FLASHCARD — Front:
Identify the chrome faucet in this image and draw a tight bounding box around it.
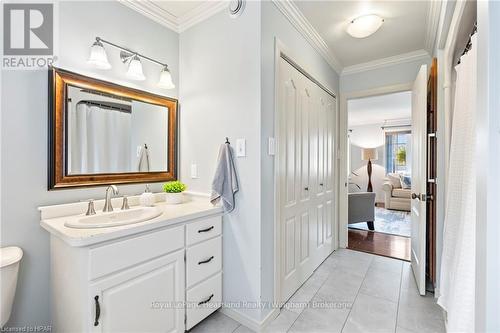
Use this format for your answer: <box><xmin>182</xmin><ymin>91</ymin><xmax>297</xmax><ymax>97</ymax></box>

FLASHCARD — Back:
<box><xmin>103</xmin><ymin>185</ymin><xmax>119</xmax><ymax>212</ymax></box>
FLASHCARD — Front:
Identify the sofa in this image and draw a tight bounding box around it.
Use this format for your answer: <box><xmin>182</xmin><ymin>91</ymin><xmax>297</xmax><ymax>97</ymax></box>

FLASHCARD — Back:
<box><xmin>382</xmin><ymin>173</ymin><xmax>411</xmax><ymax>211</ymax></box>
<box><xmin>348</xmin><ymin>192</ymin><xmax>376</xmax><ymax>230</ymax></box>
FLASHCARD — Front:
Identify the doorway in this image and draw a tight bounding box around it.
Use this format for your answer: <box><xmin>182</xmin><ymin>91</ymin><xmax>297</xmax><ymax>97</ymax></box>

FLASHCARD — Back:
<box><xmin>346</xmin><ymin>91</ymin><xmax>412</xmax><ymax>261</ymax></box>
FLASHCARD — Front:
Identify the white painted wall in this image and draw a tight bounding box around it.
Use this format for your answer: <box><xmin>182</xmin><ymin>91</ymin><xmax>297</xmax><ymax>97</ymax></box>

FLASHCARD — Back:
<box><xmin>0</xmin><ymin>1</ymin><xmax>179</xmax><ymax>327</ymax></box>
<box><xmin>260</xmin><ymin>1</ymin><xmax>340</xmax><ymax>320</ymax></box>
<box><xmin>340</xmin><ymin>58</ymin><xmax>431</xmax><ymax>93</ymax></box>
<box><xmin>179</xmin><ymin>2</ymin><xmax>262</xmax><ymax>322</ymax></box>
<box><xmin>476</xmin><ymin>2</ymin><xmax>500</xmax><ymax>331</ymax></box>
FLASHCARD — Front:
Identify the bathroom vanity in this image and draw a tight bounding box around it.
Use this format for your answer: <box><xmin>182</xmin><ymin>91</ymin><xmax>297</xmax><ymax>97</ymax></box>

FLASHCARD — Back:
<box><xmin>40</xmin><ymin>194</ymin><xmax>223</xmax><ymax>332</ymax></box>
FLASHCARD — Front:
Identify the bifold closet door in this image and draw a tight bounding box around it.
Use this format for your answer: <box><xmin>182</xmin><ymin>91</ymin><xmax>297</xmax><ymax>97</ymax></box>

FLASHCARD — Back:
<box><xmin>278</xmin><ymin>58</ymin><xmax>336</xmax><ymax>303</ymax></box>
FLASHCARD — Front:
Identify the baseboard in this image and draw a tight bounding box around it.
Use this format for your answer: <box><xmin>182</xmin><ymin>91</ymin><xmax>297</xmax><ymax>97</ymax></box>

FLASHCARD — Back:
<box><xmin>220</xmin><ymin>307</ymin><xmax>280</xmax><ymax>332</ymax></box>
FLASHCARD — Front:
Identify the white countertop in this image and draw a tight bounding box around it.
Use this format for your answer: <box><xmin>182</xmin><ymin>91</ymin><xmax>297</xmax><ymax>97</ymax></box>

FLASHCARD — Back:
<box><xmin>39</xmin><ymin>193</ymin><xmax>223</xmax><ymax>247</ymax></box>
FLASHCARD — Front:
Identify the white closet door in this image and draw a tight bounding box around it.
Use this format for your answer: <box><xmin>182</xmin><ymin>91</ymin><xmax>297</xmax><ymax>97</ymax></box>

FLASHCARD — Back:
<box><xmin>278</xmin><ymin>58</ymin><xmax>336</xmax><ymax>303</ymax></box>
<box><xmin>278</xmin><ymin>59</ymin><xmax>307</xmax><ymax>302</ymax></box>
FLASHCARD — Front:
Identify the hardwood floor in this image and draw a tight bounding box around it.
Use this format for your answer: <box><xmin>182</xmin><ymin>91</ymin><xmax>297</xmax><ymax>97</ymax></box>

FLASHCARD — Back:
<box><xmin>348</xmin><ymin>229</ymin><xmax>411</xmax><ymax>261</ymax></box>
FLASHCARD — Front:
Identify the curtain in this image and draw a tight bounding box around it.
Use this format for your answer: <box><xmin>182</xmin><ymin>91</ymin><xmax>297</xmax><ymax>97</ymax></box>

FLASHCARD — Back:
<box><xmin>71</xmin><ymin>103</ymin><xmax>131</xmax><ymax>174</ymax></box>
<box><xmin>438</xmin><ymin>35</ymin><xmax>476</xmax><ymax>332</ymax></box>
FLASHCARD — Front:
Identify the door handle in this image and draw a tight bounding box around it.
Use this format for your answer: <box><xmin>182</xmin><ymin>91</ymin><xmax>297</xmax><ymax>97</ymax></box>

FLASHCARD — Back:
<box><xmin>198</xmin><ymin>256</ymin><xmax>214</xmax><ymax>265</ymax></box>
<box><xmin>94</xmin><ymin>295</ymin><xmax>100</xmax><ymax>326</ymax></box>
<box><xmin>411</xmin><ymin>193</ymin><xmax>420</xmax><ymax>200</ymax></box>
<box><xmin>304</xmin><ymin>187</ymin><xmax>309</xmax><ymax>191</ymax></box>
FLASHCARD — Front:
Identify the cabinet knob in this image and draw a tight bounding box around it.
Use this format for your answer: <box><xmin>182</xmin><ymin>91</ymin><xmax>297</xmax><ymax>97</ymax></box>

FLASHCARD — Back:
<box><xmin>304</xmin><ymin>187</ymin><xmax>309</xmax><ymax>191</ymax></box>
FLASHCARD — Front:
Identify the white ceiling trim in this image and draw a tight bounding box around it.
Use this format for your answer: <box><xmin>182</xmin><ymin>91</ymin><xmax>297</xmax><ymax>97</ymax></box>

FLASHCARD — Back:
<box><xmin>272</xmin><ymin>0</ymin><xmax>343</xmax><ymax>73</ymax></box>
<box><xmin>341</xmin><ymin>49</ymin><xmax>430</xmax><ymax>76</ymax></box>
<box><xmin>178</xmin><ymin>1</ymin><xmax>227</xmax><ymax>32</ymax></box>
<box><xmin>119</xmin><ymin>0</ymin><xmax>227</xmax><ymax>33</ymax></box>
<box><xmin>424</xmin><ymin>0</ymin><xmax>442</xmax><ymax>54</ymax></box>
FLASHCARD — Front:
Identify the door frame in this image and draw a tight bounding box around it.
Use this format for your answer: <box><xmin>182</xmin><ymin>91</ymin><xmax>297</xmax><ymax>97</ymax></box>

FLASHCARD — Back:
<box><xmin>338</xmin><ymin>82</ymin><xmax>413</xmax><ymax>248</ymax></box>
<box><xmin>273</xmin><ymin>38</ymin><xmax>338</xmax><ymax>305</ymax></box>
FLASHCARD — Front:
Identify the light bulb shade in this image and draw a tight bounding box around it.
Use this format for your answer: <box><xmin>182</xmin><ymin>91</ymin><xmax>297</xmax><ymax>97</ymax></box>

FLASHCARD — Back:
<box><xmin>347</xmin><ymin>14</ymin><xmax>384</xmax><ymax>38</ymax></box>
<box><xmin>87</xmin><ymin>41</ymin><xmax>111</xmax><ymax>69</ymax></box>
<box><xmin>126</xmin><ymin>56</ymin><xmax>145</xmax><ymax>81</ymax></box>
<box><xmin>361</xmin><ymin>148</ymin><xmax>378</xmax><ymax>161</ymax></box>
<box><xmin>158</xmin><ymin>66</ymin><xmax>175</xmax><ymax>89</ymax></box>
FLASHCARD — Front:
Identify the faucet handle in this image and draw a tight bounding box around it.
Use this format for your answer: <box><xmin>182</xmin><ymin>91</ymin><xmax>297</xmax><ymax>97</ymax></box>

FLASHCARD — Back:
<box><xmin>86</xmin><ymin>199</ymin><xmax>96</xmax><ymax>216</ymax></box>
<box><xmin>121</xmin><ymin>196</ymin><xmax>130</xmax><ymax>210</ymax></box>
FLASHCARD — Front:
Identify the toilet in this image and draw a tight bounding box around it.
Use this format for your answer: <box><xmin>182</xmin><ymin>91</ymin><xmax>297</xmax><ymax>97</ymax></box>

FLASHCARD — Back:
<box><xmin>0</xmin><ymin>247</ymin><xmax>23</xmax><ymax>328</ymax></box>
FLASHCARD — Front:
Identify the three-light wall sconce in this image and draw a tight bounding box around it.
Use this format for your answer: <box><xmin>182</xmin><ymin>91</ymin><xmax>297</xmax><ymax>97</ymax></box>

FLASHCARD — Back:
<box><xmin>87</xmin><ymin>37</ymin><xmax>175</xmax><ymax>89</ymax></box>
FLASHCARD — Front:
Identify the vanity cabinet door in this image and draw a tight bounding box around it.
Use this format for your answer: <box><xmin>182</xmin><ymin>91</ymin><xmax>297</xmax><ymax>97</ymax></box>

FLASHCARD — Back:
<box><xmin>89</xmin><ymin>250</ymin><xmax>185</xmax><ymax>333</ymax></box>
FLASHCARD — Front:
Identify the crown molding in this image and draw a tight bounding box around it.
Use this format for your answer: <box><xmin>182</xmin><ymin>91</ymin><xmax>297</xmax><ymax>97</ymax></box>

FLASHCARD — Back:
<box><xmin>424</xmin><ymin>0</ymin><xmax>442</xmax><ymax>54</ymax></box>
<box><xmin>341</xmin><ymin>49</ymin><xmax>431</xmax><ymax>76</ymax></box>
<box><xmin>119</xmin><ymin>0</ymin><xmax>227</xmax><ymax>33</ymax></box>
<box><xmin>178</xmin><ymin>1</ymin><xmax>227</xmax><ymax>32</ymax></box>
<box><xmin>272</xmin><ymin>0</ymin><xmax>343</xmax><ymax>74</ymax></box>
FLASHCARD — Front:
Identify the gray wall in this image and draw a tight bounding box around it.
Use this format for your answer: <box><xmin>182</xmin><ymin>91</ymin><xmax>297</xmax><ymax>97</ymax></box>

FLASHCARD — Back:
<box><xmin>340</xmin><ymin>57</ymin><xmax>431</xmax><ymax>93</ymax></box>
<box><xmin>179</xmin><ymin>2</ymin><xmax>263</xmax><ymax>321</ymax></box>
<box><xmin>260</xmin><ymin>1</ymin><xmax>340</xmax><ymax>320</ymax></box>
<box><xmin>0</xmin><ymin>1</ymin><xmax>179</xmax><ymax>327</ymax></box>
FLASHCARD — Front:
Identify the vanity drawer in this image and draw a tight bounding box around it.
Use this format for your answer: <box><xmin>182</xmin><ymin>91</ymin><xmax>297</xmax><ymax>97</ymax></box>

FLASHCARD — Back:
<box><xmin>186</xmin><ymin>217</ymin><xmax>222</xmax><ymax>246</ymax></box>
<box><xmin>89</xmin><ymin>225</ymin><xmax>184</xmax><ymax>280</ymax></box>
<box><xmin>186</xmin><ymin>236</ymin><xmax>221</xmax><ymax>287</ymax></box>
<box><xmin>186</xmin><ymin>272</ymin><xmax>222</xmax><ymax>330</ymax></box>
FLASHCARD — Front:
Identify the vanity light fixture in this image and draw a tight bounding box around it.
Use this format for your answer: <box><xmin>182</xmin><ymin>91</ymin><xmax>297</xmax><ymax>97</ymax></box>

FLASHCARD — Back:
<box><xmin>87</xmin><ymin>37</ymin><xmax>175</xmax><ymax>88</ymax></box>
<box><xmin>124</xmin><ymin>54</ymin><xmax>146</xmax><ymax>81</ymax></box>
<box><xmin>346</xmin><ymin>14</ymin><xmax>384</xmax><ymax>38</ymax></box>
<box><xmin>87</xmin><ymin>39</ymin><xmax>111</xmax><ymax>69</ymax></box>
<box><xmin>158</xmin><ymin>66</ymin><xmax>175</xmax><ymax>89</ymax></box>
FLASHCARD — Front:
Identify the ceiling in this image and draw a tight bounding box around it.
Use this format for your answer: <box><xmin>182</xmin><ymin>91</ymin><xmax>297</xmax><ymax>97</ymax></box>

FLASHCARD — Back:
<box><xmin>294</xmin><ymin>1</ymin><xmax>432</xmax><ymax>68</ymax></box>
<box><xmin>348</xmin><ymin>91</ymin><xmax>411</xmax><ymax>127</ymax></box>
<box><xmin>153</xmin><ymin>1</ymin><xmax>205</xmax><ymax>18</ymax></box>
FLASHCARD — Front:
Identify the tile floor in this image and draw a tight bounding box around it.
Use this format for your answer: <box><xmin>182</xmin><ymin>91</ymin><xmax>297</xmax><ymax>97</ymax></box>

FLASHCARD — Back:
<box><xmin>189</xmin><ymin>249</ymin><xmax>445</xmax><ymax>333</ymax></box>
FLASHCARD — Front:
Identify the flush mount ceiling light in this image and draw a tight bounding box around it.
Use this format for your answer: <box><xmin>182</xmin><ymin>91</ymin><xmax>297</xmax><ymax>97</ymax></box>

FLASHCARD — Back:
<box><xmin>87</xmin><ymin>39</ymin><xmax>111</xmax><ymax>69</ymax></box>
<box><xmin>158</xmin><ymin>66</ymin><xmax>175</xmax><ymax>89</ymax></box>
<box><xmin>87</xmin><ymin>37</ymin><xmax>175</xmax><ymax>89</ymax></box>
<box><xmin>346</xmin><ymin>14</ymin><xmax>384</xmax><ymax>38</ymax></box>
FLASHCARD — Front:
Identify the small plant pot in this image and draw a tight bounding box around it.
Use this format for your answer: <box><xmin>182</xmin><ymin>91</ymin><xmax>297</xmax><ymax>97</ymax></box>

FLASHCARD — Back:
<box><xmin>165</xmin><ymin>192</ymin><xmax>184</xmax><ymax>205</ymax></box>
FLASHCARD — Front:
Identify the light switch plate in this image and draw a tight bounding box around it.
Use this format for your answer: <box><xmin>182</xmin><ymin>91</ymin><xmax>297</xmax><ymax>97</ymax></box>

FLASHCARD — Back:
<box><xmin>236</xmin><ymin>139</ymin><xmax>246</xmax><ymax>157</ymax></box>
<box><xmin>190</xmin><ymin>164</ymin><xmax>198</xmax><ymax>178</ymax></box>
<box><xmin>268</xmin><ymin>137</ymin><xmax>275</xmax><ymax>155</ymax></box>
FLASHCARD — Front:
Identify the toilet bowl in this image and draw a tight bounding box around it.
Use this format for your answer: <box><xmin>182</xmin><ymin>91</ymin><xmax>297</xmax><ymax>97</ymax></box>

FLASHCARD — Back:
<box><xmin>0</xmin><ymin>246</ymin><xmax>23</xmax><ymax>328</ymax></box>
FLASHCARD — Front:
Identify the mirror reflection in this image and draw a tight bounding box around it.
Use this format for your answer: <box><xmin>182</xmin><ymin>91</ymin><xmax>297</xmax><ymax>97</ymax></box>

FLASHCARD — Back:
<box><xmin>67</xmin><ymin>85</ymin><xmax>169</xmax><ymax>174</ymax></box>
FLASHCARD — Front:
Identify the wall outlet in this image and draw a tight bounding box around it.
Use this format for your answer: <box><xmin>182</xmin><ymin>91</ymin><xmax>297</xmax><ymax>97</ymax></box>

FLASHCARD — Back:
<box><xmin>236</xmin><ymin>139</ymin><xmax>246</xmax><ymax>157</ymax></box>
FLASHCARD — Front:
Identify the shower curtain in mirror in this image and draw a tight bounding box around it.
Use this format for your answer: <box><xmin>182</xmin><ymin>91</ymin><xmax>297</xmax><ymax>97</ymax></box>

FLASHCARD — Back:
<box><xmin>438</xmin><ymin>35</ymin><xmax>476</xmax><ymax>332</ymax></box>
<box><xmin>70</xmin><ymin>103</ymin><xmax>132</xmax><ymax>174</ymax></box>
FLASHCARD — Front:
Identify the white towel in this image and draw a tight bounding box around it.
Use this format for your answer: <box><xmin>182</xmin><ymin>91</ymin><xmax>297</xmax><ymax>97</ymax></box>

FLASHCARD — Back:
<box><xmin>210</xmin><ymin>144</ymin><xmax>239</xmax><ymax>212</ymax></box>
<box><xmin>137</xmin><ymin>144</ymin><xmax>150</xmax><ymax>172</ymax></box>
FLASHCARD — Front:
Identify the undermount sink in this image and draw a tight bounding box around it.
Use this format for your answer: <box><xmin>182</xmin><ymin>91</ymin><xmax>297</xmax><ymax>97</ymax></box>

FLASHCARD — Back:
<box><xmin>64</xmin><ymin>206</ymin><xmax>163</xmax><ymax>229</ymax></box>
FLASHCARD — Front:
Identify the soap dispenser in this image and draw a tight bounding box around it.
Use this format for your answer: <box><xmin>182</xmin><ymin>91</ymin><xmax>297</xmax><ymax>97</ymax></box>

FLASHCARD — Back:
<box><xmin>139</xmin><ymin>185</ymin><xmax>155</xmax><ymax>207</ymax></box>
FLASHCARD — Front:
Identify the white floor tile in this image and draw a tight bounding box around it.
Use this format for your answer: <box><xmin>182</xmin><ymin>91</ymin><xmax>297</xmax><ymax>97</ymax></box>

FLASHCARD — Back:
<box><xmin>342</xmin><ymin>293</ymin><xmax>398</xmax><ymax>333</ymax></box>
<box><xmin>189</xmin><ymin>311</ymin><xmax>240</xmax><ymax>333</ymax></box>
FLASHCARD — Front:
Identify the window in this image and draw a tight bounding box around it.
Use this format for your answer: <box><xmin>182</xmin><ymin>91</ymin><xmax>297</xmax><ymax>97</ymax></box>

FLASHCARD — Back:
<box><xmin>385</xmin><ymin>131</ymin><xmax>411</xmax><ymax>174</ymax></box>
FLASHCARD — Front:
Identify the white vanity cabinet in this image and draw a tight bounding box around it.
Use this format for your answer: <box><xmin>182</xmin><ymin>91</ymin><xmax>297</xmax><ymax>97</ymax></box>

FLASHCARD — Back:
<box><xmin>45</xmin><ymin>208</ymin><xmax>223</xmax><ymax>333</ymax></box>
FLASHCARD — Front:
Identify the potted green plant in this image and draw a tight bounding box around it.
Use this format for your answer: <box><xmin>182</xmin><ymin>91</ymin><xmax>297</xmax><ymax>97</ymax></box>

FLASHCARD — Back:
<box><xmin>163</xmin><ymin>181</ymin><xmax>187</xmax><ymax>204</ymax></box>
<box><xmin>396</xmin><ymin>147</ymin><xmax>406</xmax><ymax>165</ymax></box>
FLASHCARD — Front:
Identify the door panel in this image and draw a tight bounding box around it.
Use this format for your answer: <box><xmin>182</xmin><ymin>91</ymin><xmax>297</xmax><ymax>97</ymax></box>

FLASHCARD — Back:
<box><xmin>278</xmin><ymin>58</ymin><xmax>336</xmax><ymax>303</ymax></box>
<box><xmin>411</xmin><ymin>64</ymin><xmax>428</xmax><ymax>296</ymax></box>
<box><xmin>90</xmin><ymin>250</ymin><xmax>184</xmax><ymax>333</ymax></box>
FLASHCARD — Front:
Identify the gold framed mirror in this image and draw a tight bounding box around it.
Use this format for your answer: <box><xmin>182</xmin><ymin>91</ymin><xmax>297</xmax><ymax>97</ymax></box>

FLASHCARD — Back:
<box><xmin>48</xmin><ymin>67</ymin><xmax>178</xmax><ymax>189</ymax></box>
